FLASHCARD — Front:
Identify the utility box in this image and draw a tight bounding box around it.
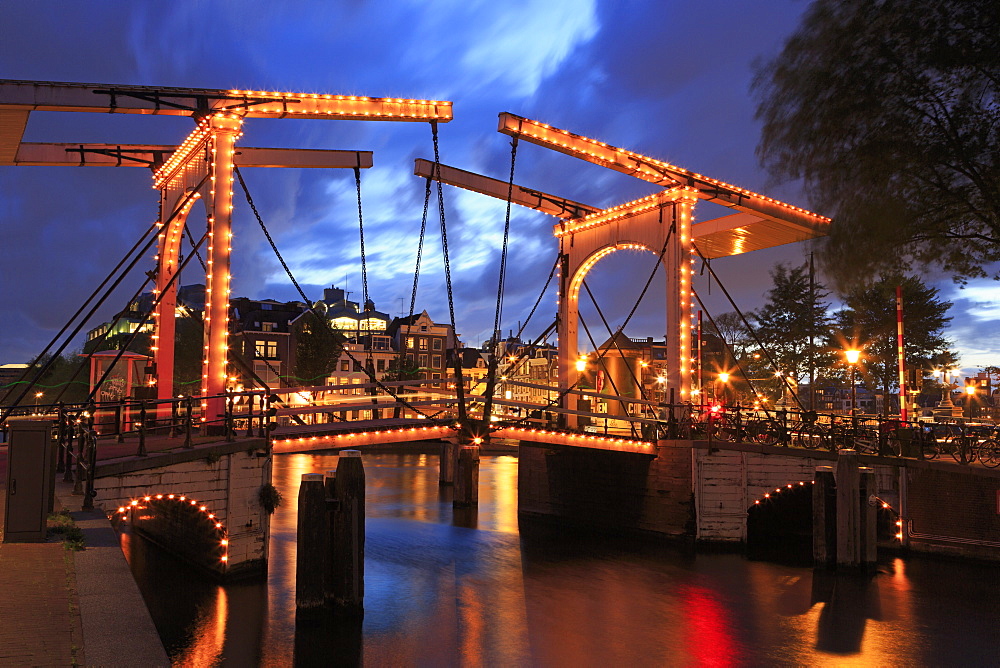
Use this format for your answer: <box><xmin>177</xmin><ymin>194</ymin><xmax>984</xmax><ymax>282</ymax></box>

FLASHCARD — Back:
<box><xmin>3</xmin><ymin>417</ymin><xmax>56</xmax><ymax>542</ymax></box>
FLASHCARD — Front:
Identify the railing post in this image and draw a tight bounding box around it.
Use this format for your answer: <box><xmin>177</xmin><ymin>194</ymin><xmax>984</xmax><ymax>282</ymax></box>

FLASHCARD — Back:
<box><xmin>225</xmin><ymin>390</ymin><xmax>236</xmax><ymax>442</ymax></box>
<box><xmin>117</xmin><ymin>398</ymin><xmax>126</xmax><ymax>443</ymax></box>
<box><xmin>257</xmin><ymin>392</ymin><xmax>266</xmax><ymax>438</ymax></box>
<box><xmin>246</xmin><ymin>392</ymin><xmax>255</xmax><ymax>438</ymax></box>
<box><xmin>959</xmin><ymin>422</ymin><xmax>968</xmax><ymax>464</ymax></box>
<box><xmin>170</xmin><ymin>398</ymin><xmax>180</xmax><ymax>438</ymax></box>
<box><xmin>184</xmin><ymin>396</ymin><xmax>194</xmax><ymax>448</ymax></box>
<box><xmin>72</xmin><ymin>422</ymin><xmax>85</xmax><ymax>495</ymax></box>
<box><xmin>63</xmin><ymin>412</ymin><xmax>77</xmax><ymax>483</ymax></box>
<box><xmin>56</xmin><ymin>402</ymin><xmax>66</xmax><ymax>473</ymax></box>
<box><xmin>136</xmin><ymin>402</ymin><xmax>148</xmax><ymax>457</ymax></box>
<box><xmin>82</xmin><ymin>430</ymin><xmax>97</xmax><ymax>511</ymax></box>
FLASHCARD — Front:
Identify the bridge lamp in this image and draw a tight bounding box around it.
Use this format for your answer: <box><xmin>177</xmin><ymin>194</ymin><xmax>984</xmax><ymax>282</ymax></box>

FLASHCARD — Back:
<box><xmin>965</xmin><ymin>384</ymin><xmax>976</xmax><ymax>419</ymax></box>
<box><xmin>576</xmin><ymin>356</ymin><xmax>588</xmax><ymax>372</ymax></box>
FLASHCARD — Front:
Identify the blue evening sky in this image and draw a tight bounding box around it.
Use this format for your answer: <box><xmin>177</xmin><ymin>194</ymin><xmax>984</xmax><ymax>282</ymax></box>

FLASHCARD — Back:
<box><xmin>0</xmin><ymin>1</ymin><xmax>995</xmax><ymax>375</ymax></box>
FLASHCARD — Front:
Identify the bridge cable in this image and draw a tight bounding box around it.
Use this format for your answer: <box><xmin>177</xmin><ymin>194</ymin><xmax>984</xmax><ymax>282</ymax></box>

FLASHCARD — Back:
<box><xmin>396</xmin><ymin>174</ymin><xmax>431</xmax><ymax>386</ymax></box>
<box><xmin>84</xmin><ymin>231</ymin><xmax>210</xmax><ymax>405</ymax></box>
<box><xmin>482</xmin><ymin>134</ymin><xmax>519</xmax><ymax>425</ymax></box>
<box><xmin>692</xmin><ymin>244</ymin><xmax>804</xmax><ymax>410</ymax></box>
<box><xmin>234</xmin><ymin>166</ymin><xmax>434</xmax><ymax>420</ymax></box>
<box><xmin>0</xmin><ymin>182</ymin><xmax>208</xmax><ymax>419</ymax></box>
<box><xmin>430</xmin><ymin>120</ymin><xmax>470</xmax><ymax>432</ymax></box>
<box><xmin>49</xmin><ymin>272</ymin><xmax>157</xmax><ymax>406</ymax></box>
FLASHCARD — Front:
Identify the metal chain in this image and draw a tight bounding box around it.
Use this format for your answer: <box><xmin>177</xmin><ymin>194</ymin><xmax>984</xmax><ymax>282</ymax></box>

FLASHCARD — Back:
<box><xmin>431</xmin><ymin>121</ymin><xmax>469</xmax><ymax>426</ymax></box>
<box><xmin>483</xmin><ymin>135</ymin><xmax>519</xmax><ymax>421</ymax></box>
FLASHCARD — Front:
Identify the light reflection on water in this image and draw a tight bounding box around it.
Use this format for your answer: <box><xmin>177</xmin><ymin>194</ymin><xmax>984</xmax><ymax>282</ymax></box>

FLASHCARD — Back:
<box><xmin>121</xmin><ymin>451</ymin><xmax>1000</xmax><ymax>666</ymax></box>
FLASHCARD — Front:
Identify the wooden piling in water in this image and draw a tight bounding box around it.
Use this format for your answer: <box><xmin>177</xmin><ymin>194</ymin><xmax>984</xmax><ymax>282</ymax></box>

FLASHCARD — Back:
<box><xmin>330</xmin><ymin>450</ymin><xmax>365</xmax><ymax>616</ymax></box>
<box><xmin>454</xmin><ymin>445</ymin><xmax>480</xmax><ymax>507</ymax></box>
<box><xmin>295</xmin><ymin>473</ymin><xmax>328</xmax><ymax>615</ymax></box>
<box><xmin>439</xmin><ymin>441</ymin><xmax>457</xmax><ymax>485</ymax></box>
<box><xmin>836</xmin><ymin>449</ymin><xmax>861</xmax><ymax>569</ymax></box>
<box><xmin>812</xmin><ymin>466</ymin><xmax>836</xmax><ymax>568</ymax></box>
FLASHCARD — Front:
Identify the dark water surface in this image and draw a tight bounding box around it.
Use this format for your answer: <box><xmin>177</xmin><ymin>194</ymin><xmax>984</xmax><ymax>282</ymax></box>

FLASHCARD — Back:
<box><xmin>122</xmin><ymin>452</ymin><xmax>1000</xmax><ymax>666</ymax></box>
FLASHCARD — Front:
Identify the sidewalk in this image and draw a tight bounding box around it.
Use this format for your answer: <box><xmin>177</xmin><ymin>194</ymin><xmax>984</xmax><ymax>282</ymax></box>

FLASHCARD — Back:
<box><xmin>0</xmin><ymin>448</ymin><xmax>168</xmax><ymax>667</ymax></box>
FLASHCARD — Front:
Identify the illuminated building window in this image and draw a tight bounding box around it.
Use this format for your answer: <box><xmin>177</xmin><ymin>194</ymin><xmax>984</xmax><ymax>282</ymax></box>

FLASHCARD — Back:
<box><xmin>340</xmin><ymin>360</ymin><xmax>350</xmax><ymax>372</ymax></box>
<box><xmin>255</xmin><ymin>340</ymin><xmax>278</xmax><ymax>359</ymax></box>
<box><xmin>419</xmin><ymin>338</ymin><xmax>428</xmax><ymax>350</ymax></box>
<box><xmin>406</xmin><ymin>336</ymin><xmax>415</xmax><ymax>349</ymax></box>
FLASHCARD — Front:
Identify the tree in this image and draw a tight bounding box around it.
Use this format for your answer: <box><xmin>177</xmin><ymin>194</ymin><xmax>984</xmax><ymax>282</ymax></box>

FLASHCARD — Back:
<box><xmin>293</xmin><ymin>312</ymin><xmax>343</xmax><ymax>385</ymax></box>
<box><xmin>753</xmin><ymin>262</ymin><xmax>832</xmax><ymax>385</ymax></box>
<box><xmin>831</xmin><ymin>275</ymin><xmax>954</xmax><ymax>408</ymax></box>
<box><xmin>753</xmin><ymin>0</ymin><xmax>1000</xmax><ymax>286</ymax></box>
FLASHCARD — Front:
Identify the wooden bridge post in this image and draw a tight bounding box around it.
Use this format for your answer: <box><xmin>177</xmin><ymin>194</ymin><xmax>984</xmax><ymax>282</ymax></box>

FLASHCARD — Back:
<box><xmin>296</xmin><ymin>473</ymin><xmax>328</xmax><ymax>616</ymax></box>
<box><xmin>858</xmin><ymin>466</ymin><xmax>878</xmax><ymax>570</ymax></box>
<box><xmin>812</xmin><ymin>465</ymin><xmax>836</xmax><ymax>568</ymax></box>
<box><xmin>330</xmin><ymin>450</ymin><xmax>365</xmax><ymax>616</ymax></box>
<box><xmin>454</xmin><ymin>445</ymin><xmax>480</xmax><ymax>507</ymax></box>
<box><xmin>835</xmin><ymin>449</ymin><xmax>861</xmax><ymax>569</ymax></box>
<box><xmin>439</xmin><ymin>442</ymin><xmax>457</xmax><ymax>485</ymax></box>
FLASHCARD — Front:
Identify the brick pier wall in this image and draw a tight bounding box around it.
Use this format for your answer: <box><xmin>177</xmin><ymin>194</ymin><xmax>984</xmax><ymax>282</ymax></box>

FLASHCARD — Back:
<box><xmin>519</xmin><ymin>438</ymin><xmax>1000</xmax><ymax>561</ymax></box>
<box><xmin>92</xmin><ymin>439</ymin><xmax>271</xmax><ymax>579</ymax></box>
<box><xmin>517</xmin><ymin>439</ymin><xmax>694</xmax><ymax>539</ymax></box>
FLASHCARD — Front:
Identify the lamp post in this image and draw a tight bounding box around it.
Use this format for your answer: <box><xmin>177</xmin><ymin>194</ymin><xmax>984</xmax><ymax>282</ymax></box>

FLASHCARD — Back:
<box><xmin>34</xmin><ymin>391</ymin><xmax>43</xmax><ymax>413</ymax></box>
<box><xmin>845</xmin><ymin>349</ymin><xmax>861</xmax><ymax>443</ymax></box>
<box><xmin>965</xmin><ymin>384</ymin><xmax>976</xmax><ymax>420</ymax></box>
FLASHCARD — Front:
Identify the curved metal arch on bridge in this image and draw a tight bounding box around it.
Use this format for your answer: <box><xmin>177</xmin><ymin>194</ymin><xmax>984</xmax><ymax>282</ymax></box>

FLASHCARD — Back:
<box><xmin>151</xmin><ymin>113</ymin><xmax>243</xmax><ymax>422</ymax></box>
<box><xmin>556</xmin><ymin>188</ymin><xmax>698</xmax><ymax>419</ymax></box>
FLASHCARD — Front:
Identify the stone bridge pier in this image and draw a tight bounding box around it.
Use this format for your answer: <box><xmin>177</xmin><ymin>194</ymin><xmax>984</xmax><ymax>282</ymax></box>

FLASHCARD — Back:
<box><xmin>92</xmin><ymin>438</ymin><xmax>272</xmax><ymax>579</ymax></box>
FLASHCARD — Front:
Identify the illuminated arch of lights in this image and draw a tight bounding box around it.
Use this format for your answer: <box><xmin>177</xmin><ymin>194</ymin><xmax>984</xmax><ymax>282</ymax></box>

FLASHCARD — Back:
<box><xmin>114</xmin><ymin>493</ymin><xmax>230</xmax><ymax>563</ymax></box>
<box><xmin>747</xmin><ymin>481</ymin><xmax>904</xmax><ymax>542</ymax></box>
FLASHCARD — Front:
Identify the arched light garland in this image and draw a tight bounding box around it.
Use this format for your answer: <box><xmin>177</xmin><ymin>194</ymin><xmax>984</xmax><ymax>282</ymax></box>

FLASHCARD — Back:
<box><xmin>748</xmin><ymin>482</ymin><xmax>904</xmax><ymax>542</ymax></box>
<box><xmin>114</xmin><ymin>493</ymin><xmax>229</xmax><ymax>563</ymax></box>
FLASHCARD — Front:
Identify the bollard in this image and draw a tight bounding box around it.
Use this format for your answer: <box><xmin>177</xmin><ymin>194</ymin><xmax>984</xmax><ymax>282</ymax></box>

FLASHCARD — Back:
<box><xmin>858</xmin><ymin>467</ymin><xmax>878</xmax><ymax>570</ymax></box>
<box><xmin>454</xmin><ymin>445</ymin><xmax>480</xmax><ymax>507</ymax></box>
<box><xmin>812</xmin><ymin>466</ymin><xmax>837</xmax><ymax>568</ymax></box>
<box><xmin>296</xmin><ymin>473</ymin><xmax>329</xmax><ymax>616</ymax></box>
<box><xmin>835</xmin><ymin>449</ymin><xmax>861</xmax><ymax>569</ymax></box>
<box><xmin>330</xmin><ymin>450</ymin><xmax>365</xmax><ymax>616</ymax></box>
<box><xmin>439</xmin><ymin>442</ymin><xmax>457</xmax><ymax>486</ymax></box>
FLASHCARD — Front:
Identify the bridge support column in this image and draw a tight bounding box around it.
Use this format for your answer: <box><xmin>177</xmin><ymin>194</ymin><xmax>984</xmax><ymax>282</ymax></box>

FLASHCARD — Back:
<box><xmin>812</xmin><ymin>466</ymin><xmax>836</xmax><ymax>568</ymax></box>
<box><xmin>835</xmin><ymin>449</ymin><xmax>867</xmax><ymax>570</ymax></box>
<box><xmin>859</xmin><ymin>466</ymin><xmax>878</xmax><ymax>569</ymax></box>
<box><xmin>454</xmin><ymin>445</ymin><xmax>480</xmax><ymax>507</ymax></box>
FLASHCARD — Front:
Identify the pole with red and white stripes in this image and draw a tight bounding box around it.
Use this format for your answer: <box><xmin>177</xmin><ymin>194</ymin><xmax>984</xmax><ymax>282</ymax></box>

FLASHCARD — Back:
<box><xmin>897</xmin><ymin>285</ymin><xmax>907</xmax><ymax>421</ymax></box>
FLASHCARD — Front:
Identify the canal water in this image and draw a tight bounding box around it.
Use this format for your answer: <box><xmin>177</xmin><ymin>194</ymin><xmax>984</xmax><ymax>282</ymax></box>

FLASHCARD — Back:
<box><xmin>121</xmin><ymin>451</ymin><xmax>1000</xmax><ymax>666</ymax></box>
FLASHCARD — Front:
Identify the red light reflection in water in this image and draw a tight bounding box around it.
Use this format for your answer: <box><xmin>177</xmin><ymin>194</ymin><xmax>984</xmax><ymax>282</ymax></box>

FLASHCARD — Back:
<box><xmin>680</xmin><ymin>584</ymin><xmax>739</xmax><ymax>666</ymax></box>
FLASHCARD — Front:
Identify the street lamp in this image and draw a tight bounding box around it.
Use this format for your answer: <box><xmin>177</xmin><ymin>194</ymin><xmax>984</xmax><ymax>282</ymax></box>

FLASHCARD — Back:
<box><xmin>845</xmin><ymin>349</ymin><xmax>861</xmax><ymax>441</ymax></box>
<box><xmin>34</xmin><ymin>391</ymin><xmax>43</xmax><ymax>413</ymax></box>
<box><xmin>717</xmin><ymin>372</ymin><xmax>730</xmax><ymax>404</ymax></box>
<box><xmin>965</xmin><ymin>383</ymin><xmax>976</xmax><ymax>419</ymax></box>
